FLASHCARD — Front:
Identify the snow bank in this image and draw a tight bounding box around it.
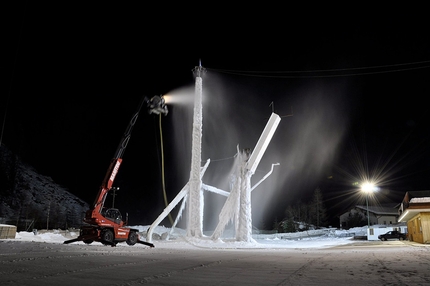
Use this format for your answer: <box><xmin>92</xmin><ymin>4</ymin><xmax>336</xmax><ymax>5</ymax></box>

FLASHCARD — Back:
<box><xmin>3</xmin><ymin>226</ymin><xmax>369</xmax><ymax>249</ymax></box>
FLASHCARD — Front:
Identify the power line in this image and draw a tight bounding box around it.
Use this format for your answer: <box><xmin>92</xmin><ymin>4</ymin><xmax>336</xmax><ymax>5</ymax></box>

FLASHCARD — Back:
<box><xmin>207</xmin><ymin>60</ymin><xmax>430</xmax><ymax>79</ymax></box>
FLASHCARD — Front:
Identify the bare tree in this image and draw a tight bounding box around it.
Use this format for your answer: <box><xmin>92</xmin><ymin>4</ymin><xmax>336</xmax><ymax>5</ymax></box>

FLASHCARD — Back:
<box><xmin>309</xmin><ymin>187</ymin><xmax>327</xmax><ymax>228</ymax></box>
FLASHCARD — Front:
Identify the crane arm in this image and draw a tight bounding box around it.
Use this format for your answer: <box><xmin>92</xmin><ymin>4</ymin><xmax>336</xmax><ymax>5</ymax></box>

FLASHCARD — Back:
<box><xmin>86</xmin><ymin>95</ymin><xmax>168</xmax><ymax>222</ymax></box>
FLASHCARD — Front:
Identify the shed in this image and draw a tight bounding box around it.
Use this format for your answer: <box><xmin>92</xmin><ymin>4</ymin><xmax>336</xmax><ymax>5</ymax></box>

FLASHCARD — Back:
<box><xmin>398</xmin><ymin>190</ymin><xmax>430</xmax><ymax>244</ymax></box>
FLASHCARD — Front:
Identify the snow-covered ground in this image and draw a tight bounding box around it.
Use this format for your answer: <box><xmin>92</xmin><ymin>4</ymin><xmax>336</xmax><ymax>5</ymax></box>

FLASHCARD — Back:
<box><xmin>1</xmin><ymin>226</ymin><xmax>429</xmax><ymax>285</ymax></box>
<box><xmin>9</xmin><ymin>225</ymin><xmax>367</xmax><ymax>249</ymax></box>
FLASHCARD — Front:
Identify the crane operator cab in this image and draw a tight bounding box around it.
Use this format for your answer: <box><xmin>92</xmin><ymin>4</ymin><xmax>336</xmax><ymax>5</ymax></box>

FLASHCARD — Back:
<box><xmin>103</xmin><ymin>208</ymin><xmax>123</xmax><ymax>224</ymax></box>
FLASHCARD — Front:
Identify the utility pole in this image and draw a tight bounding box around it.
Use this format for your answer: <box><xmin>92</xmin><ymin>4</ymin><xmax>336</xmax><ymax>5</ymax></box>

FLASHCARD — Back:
<box><xmin>46</xmin><ymin>200</ymin><xmax>51</xmax><ymax>230</ymax></box>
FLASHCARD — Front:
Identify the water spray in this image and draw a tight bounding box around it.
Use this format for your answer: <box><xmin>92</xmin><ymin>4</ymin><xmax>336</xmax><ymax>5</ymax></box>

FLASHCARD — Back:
<box><xmin>147</xmin><ymin>62</ymin><xmax>281</xmax><ymax>244</ymax></box>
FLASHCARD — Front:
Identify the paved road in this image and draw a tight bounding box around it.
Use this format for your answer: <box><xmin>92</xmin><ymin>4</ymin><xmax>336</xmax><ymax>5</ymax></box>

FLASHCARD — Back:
<box><xmin>0</xmin><ymin>240</ymin><xmax>429</xmax><ymax>285</ymax></box>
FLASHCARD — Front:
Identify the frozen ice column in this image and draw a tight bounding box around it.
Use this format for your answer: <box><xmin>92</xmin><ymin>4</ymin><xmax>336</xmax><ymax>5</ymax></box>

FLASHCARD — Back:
<box><xmin>212</xmin><ymin>113</ymin><xmax>281</xmax><ymax>242</ymax></box>
<box><xmin>187</xmin><ymin>63</ymin><xmax>205</xmax><ymax>238</ymax></box>
<box><xmin>240</xmin><ymin>112</ymin><xmax>281</xmax><ymax>241</ymax></box>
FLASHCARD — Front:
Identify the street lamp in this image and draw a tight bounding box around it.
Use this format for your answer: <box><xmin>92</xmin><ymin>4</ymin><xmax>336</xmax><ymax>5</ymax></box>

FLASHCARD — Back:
<box><xmin>361</xmin><ymin>182</ymin><xmax>376</xmax><ymax>228</ymax></box>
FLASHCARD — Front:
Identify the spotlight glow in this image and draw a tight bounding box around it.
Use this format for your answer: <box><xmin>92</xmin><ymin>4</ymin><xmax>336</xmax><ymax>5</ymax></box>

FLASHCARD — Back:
<box><xmin>361</xmin><ymin>182</ymin><xmax>377</xmax><ymax>193</ymax></box>
<box><xmin>162</xmin><ymin>86</ymin><xmax>194</xmax><ymax>105</ymax></box>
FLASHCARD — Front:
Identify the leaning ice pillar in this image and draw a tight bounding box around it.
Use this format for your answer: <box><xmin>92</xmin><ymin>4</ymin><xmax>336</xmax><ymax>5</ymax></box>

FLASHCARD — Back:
<box><xmin>239</xmin><ymin>112</ymin><xmax>281</xmax><ymax>241</ymax></box>
<box><xmin>187</xmin><ymin>63</ymin><xmax>205</xmax><ymax>238</ymax></box>
<box><xmin>246</xmin><ymin>113</ymin><xmax>281</xmax><ymax>175</ymax></box>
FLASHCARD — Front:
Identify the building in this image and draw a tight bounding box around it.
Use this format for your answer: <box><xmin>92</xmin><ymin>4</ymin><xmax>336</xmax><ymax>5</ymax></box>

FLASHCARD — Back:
<box><xmin>340</xmin><ymin>204</ymin><xmax>400</xmax><ymax>229</ymax></box>
<box><xmin>398</xmin><ymin>190</ymin><xmax>430</xmax><ymax>244</ymax></box>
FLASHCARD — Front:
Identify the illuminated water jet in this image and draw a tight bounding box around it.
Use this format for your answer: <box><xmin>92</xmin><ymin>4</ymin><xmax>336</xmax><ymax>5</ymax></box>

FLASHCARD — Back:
<box><xmin>163</xmin><ymin>86</ymin><xmax>194</xmax><ymax>106</ymax></box>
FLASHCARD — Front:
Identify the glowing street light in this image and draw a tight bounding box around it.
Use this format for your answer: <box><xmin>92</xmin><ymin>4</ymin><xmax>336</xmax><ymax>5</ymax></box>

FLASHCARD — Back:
<box><xmin>361</xmin><ymin>182</ymin><xmax>377</xmax><ymax>228</ymax></box>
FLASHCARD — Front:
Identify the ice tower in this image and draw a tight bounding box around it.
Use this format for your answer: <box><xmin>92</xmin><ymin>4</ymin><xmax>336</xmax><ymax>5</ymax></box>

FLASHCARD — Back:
<box><xmin>187</xmin><ymin>62</ymin><xmax>205</xmax><ymax>237</ymax></box>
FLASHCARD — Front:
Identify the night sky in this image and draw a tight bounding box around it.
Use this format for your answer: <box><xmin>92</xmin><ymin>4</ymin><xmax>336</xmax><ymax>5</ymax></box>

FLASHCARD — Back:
<box><xmin>3</xmin><ymin>4</ymin><xmax>430</xmax><ymax>228</ymax></box>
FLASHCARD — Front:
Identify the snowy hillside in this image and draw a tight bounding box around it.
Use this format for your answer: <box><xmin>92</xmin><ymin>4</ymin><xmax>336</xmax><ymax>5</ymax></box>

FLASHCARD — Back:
<box><xmin>0</xmin><ymin>144</ymin><xmax>89</xmax><ymax>230</ymax></box>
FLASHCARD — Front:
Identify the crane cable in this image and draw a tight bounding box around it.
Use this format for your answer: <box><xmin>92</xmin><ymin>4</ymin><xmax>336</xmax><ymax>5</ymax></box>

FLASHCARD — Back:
<box><xmin>159</xmin><ymin>114</ymin><xmax>174</xmax><ymax>225</ymax></box>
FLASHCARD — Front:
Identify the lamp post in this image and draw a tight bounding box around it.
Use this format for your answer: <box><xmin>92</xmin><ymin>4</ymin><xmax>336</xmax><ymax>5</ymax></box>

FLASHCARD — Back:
<box><xmin>365</xmin><ymin>191</ymin><xmax>370</xmax><ymax>227</ymax></box>
<box><xmin>361</xmin><ymin>182</ymin><xmax>376</xmax><ymax>228</ymax></box>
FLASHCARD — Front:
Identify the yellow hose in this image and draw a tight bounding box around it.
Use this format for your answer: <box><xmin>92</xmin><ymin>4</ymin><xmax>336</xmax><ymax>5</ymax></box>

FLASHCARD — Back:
<box><xmin>159</xmin><ymin>114</ymin><xmax>173</xmax><ymax>225</ymax></box>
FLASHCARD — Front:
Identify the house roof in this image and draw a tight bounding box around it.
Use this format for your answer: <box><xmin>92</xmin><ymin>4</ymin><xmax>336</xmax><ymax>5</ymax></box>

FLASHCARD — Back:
<box><xmin>355</xmin><ymin>205</ymin><xmax>399</xmax><ymax>216</ymax></box>
<box><xmin>405</xmin><ymin>190</ymin><xmax>430</xmax><ymax>200</ymax></box>
<box><xmin>399</xmin><ymin>190</ymin><xmax>430</xmax><ymax>221</ymax></box>
<box><xmin>398</xmin><ymin>207</ymin><xmax>430</xmax><ymax>221</ymax></box>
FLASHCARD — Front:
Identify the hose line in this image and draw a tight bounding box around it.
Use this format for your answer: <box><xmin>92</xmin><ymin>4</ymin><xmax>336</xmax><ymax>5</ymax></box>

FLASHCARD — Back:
<box><xmin>159</xmin><ymin>114</ymin><xmax>173</xmax><ymax>225</ymax></box>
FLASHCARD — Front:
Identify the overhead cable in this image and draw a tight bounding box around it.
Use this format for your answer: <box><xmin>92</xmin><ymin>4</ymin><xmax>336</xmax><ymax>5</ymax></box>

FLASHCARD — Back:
<box><xmin>206</xmin><ymin>60</ymin><xmax>430</xmax><ymax>78</ymax></box>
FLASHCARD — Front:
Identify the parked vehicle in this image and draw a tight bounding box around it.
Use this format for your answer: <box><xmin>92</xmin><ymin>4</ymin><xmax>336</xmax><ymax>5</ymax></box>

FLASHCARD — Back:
<box><xmin>378</xmin><ymin>230</ymin><xmax>407</xmax><ymax>241</ymax></box>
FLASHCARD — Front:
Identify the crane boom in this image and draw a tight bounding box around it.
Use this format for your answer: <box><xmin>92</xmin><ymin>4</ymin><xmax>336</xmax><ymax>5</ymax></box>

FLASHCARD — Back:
<box><xmin>65</xmin><ymin>95</ymin><xmax>167</xmax><ymax>247</ymax></box>
<box><xmin>90</xmin><ymin>96</ymin><xmax>146</xmax><ymax>216</ymax></box>
<box><xmin>86</xmin><ymin>95</ymin><xmax>168</xmax><ymax>224</ymax></box>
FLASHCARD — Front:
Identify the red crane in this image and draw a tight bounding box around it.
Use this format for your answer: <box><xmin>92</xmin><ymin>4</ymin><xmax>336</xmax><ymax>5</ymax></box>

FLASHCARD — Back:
<box><xmin>64</xmin><ymin>95</ymin><xmax>167</xmax><ymax>247</ymax></box>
